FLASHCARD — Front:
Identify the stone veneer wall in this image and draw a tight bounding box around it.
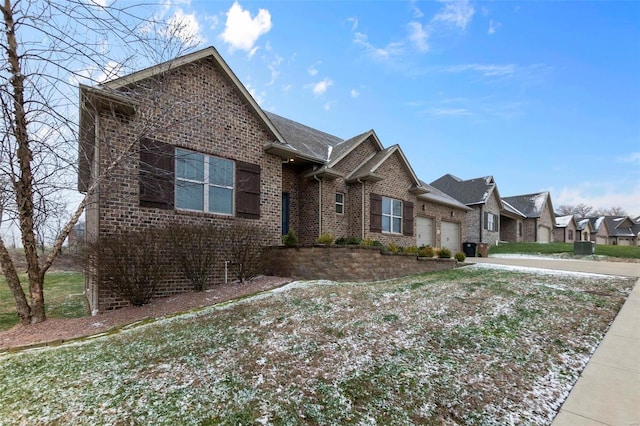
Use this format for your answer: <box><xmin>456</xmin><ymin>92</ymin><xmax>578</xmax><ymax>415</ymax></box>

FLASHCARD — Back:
<box><xmin>265</xmin><ymin>245</ymin><xmax>461</xmax><ymax>282</ymax></box>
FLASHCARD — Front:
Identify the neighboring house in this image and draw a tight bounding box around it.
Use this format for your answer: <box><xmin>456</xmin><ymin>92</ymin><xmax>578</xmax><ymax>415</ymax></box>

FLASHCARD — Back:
<box><xmin>430</xmin><ymin>175</ymin><xmax>505</xmax><ymax>246</ymax></box>
<box><xmin>600</xmin><ymin>216</ymin><xmax>638</xmax><ymax>246</ymax></box>
<box><xmin>576</xmin><ymin>218</ymin><xmax>593</xmax><ymax>242</ymax></box>
<box><xmin>78</xmin><ymin>46</ymin><xmax>469</xmax><ymax>312</ymax></box>
<box><xmin>501</xmin><ymin>192</ymin><xmax>556</xmax><ymax>243</ymax></box>
<box><xmin>588</xmin><ymin>217</ymin><xmax>610</xmax><ymax>245</ymax></box>
<box><xmin>554</xmin><ymin>215</ymin><xmax>578</xmax><ymax>243</ymax></box>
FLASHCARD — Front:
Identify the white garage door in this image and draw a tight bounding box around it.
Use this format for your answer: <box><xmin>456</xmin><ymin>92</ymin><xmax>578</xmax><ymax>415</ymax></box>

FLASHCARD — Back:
<box><xmin>416</xmin><ymin>217</ymin><xmax>433</xmax><ymax>247</ymax></box>
<box><xmin>538</xmin><ymin>226</ymin><xmax>551</xmax><ymax>243</ymax></box>
<box><xmin>441</xmin><ymin>221</ymin><xmax>460</xmax><ymax>254</ymax></box>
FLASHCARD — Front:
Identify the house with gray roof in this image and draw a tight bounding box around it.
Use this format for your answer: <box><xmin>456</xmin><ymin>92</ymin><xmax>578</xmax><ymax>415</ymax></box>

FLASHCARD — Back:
<box><xmin>598</xmin><ymin>216</ymin><xmax>638</xmax><ymax>246</ymax></box>
<box><xmin>554</xmin><ymin>214</ymin><xmax>578</xmax><ymax>243</ymax></box>
<box><xmin>501</xmin><ymin>192</ymin><xmax>556</xmax><ymax>243</ymax></box>
<box><xmin>78</xmin><ymin>46</ymin><xmax>471</xmax><ymax>311</ymax></box>
<box><xmin>576</xmin><ymin>218</ymin><xmax>593</xmax><ymax>242</ymax></box>
<box><xmin>430</xmin><ymin>174</ymin><xmax>506</xmax><ymax>247</ymax></box>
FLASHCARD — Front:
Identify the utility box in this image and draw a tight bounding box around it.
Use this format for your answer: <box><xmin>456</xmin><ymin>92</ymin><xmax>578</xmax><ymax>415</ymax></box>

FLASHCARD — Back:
<box><xmin>477</xmin><ymin>243</ymin><xmax>489</xmax><ymax>258</ymax></box>
<box><xmin>463</xmin><ymin>242</ymin><xmax>477</xmax><ymax>257</ymax></box>
<box><xmin>574</xmin><ymin>241</ymin><xmax>595</xmax><ymax>255</ymax></box>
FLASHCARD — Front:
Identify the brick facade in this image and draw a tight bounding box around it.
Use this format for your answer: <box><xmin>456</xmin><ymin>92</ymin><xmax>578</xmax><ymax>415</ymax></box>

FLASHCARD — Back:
<box><xmin>84</xmin><ymin>57</ymin><xmax>283</xmax><ymax>312</ymax></box>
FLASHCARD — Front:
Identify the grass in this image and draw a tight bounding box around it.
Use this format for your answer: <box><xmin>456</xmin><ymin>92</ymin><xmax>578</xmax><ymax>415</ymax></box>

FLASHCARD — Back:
<box><xmin>489</xmin><ymin>242</ymin><xmax>640</xmax><ymax>259</ymax></box>
<box><xmin>0</xmin><ymin>267</ymin><xmax>633</xmax><ymax>425</ymax></box>
<box><xmin>0</xmin><ymin>272</ymin><xmax>86</xmax><ymax>331</ymax></box>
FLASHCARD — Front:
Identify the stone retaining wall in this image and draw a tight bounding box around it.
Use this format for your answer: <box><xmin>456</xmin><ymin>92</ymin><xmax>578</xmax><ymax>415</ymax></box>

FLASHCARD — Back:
<box><xmin>265</xmin><ymin>245</ymin><xmax>461</xmax><ymax>282</ymax></box>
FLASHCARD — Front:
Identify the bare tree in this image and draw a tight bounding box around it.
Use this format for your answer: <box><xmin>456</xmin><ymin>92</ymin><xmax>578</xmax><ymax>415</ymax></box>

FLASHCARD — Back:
<box><xmin>594</xmin><ymin>206</ymin><xmax>628</xmax><ymax>217</ymax></box>
<box><xmin>557</xmin><ymin>203</ymin><xmax>593</xmax><ymax>219</ymax></box>
<box><xmin>0</xmin><ymin>0</ymin><xmax>195</xmax><ymax>324</ymax></box>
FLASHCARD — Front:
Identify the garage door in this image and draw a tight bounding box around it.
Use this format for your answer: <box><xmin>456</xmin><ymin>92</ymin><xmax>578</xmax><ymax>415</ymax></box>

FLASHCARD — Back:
<box><xmin>441</xmin><ymin>221</ymin><xmax>460</xmax><ymax>254</ymax></box>
<box><xmin>416</xmin><ymin>217</ymin><xmax>433</xmax><ymax>247</ymax></box>
<box><xmin>538</xmin><ymin>226</ymin><xmax>551</xmax><ymax>243</ymax></box>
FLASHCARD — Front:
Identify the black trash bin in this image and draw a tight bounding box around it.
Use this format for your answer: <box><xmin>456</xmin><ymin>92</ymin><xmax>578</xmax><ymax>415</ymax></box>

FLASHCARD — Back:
<box><xmin>463</xmin><ymin>242</ymin><xmax>477</xmax><ymax>257</ymax></box>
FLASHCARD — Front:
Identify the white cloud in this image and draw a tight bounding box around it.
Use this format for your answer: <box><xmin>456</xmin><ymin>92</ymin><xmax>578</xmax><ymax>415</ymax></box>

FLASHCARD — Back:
<box><xmin>408</xmin><ymin>21</ymin><xmax>429</xmax><ymax>52</ymax></box>
<box><xmin>488</xmin><ymin>19</ymin><xmax>500</xmax><ymax>35</ymax></box>
<box><xmin>350</xmin><ymin>89</ymin><xmax>360</xmax><ymax>98</ymax></box>
<box><xmin>167</xmin><ymin>8</ymin><xmax>205</xmax><ymax>45</ymax></box>
<box><xmin>619</xmin><ymin>152</ymin><xmax>640</xmax><ymax>165</ymax></box>
<box><xmin>429</xmin><ymin>107</ymin><xmax>472</xmax><ymax>116</ymax></box>
<box><xmin>441</xmin><ymin>63</ymin><xmax>517</xmax><ymax>77</ymax></box>
<box><xmin>353</xmin><ymin>32</ymin><xmax>404</xmax><ymax>61</ymax></box>
<box><xmin>410</xmin><ymin>0</ymin><xmax>424</xmax><ymax>18</ymax></box>
<box><xmin>308</xmin><ymin>61</ymin><xmax>321</xmax><ymax>76</ymax></box>
<box><xmin>432</xmin><ymin>0</ymin><xmax>475</xmax><ymax>30</ymax></box>
<box><xmin>312</xmin><ymin>78</ymin><xmax>333</xmax><ymax>96</ymax></box>
<box><xmin>221</xmin><ymin>1</ymin><xmax>272</xmax><ymax>55</ymax></box>
<box><xmin>347</xmin><ymin>17</ymin><xmax>358</xmax><ymax>31</ymax></box>
<box><xmin>246</xmin><ymin>83</ymin><xmax>265</xmax><ymax>105</ymax></box>
<box><xmin>553</xmin><ymin>183</ymin><xmax>640</xmax><ymax>217</ymax></box>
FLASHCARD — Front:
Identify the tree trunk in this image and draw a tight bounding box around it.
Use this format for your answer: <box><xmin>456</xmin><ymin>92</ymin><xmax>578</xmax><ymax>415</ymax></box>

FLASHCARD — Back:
<box><xmin>0</xmin><ymin>239</ymin><xmax>32</xmax><ymax>324</ymax></box>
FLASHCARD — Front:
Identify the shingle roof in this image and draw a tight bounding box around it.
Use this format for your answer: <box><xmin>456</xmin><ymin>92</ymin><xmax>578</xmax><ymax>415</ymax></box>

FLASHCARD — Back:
<box><xmin>502</xmin><ymin>192</ymin><xmax>550</xmax><ymax>218</ymax></box>
<box><xmin>418</xmin><ymin>180</ymin><xmax>471</xmax><ymax>211</ymax></box>
<box><xmin>602</xmin><ymin>216</ymin><xmax>636</xmax><ymax>237</ymax></box>
<box><xmin>430</xmin><ymin>174</ymin><xmax>497</xmax><ymax>206</ymax></box>
<box><xmin>265</xmin><ymin>112</ymin><xmax>342</xmax><ymax>161</ymax></box>
<box><xmin>555</xmin><ymin>215</ymin><xmax>575</xmax><ymax>228</ymax></box>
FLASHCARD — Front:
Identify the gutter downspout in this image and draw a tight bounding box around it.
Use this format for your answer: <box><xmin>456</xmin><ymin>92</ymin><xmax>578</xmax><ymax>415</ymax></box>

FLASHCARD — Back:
<box><xmin>313</xmin><ymin>175</ymin><xmax>322</xmax><ymax>238</ymax></box>
<box><xmin>357</xmin><ymin>179</ymin><xmax>365</xmax><ymax>240</ymax></box>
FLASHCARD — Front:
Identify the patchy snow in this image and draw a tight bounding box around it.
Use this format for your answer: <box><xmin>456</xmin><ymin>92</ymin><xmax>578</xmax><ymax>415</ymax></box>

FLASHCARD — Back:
<box><xmin>470</xmin><ymin>262</ymin><xmax>616</xmax><ymax>279</ymax></box>
<box><xmin>0</xmin><ymin>269</ymin><xmax>633</xmax><ymax>425</ymax></box>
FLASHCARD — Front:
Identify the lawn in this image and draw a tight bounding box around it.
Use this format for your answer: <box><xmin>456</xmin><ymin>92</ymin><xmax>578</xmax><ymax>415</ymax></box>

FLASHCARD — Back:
<box><xmin>0</xmin><ymin>266</ymin><xmax>633</xmax><ymax>425</ymax></box>
<box><xmin>489</xmin><ymin>242</ymin><xmax>640</xmax><ymax>259</ymax></box>
<box><xmin>0</xmin><ymin>272</ymin><xmax>86</xmax><ymax>331</ymax></box>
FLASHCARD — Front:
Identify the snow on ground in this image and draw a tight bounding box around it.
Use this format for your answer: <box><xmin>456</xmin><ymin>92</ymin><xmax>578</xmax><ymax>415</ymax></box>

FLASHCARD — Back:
<box><xmin>470</xmin><ymin>262</ymin><xmax>618</xmax><ymax>279</ymax></box>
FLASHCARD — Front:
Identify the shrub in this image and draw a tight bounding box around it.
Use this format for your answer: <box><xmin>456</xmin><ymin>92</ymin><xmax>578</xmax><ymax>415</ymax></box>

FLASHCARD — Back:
<box><xmin>167</xmin><ymin>223</ymin><xmax>223</xmax><ymax>291</ymax></box>
<box><xmin>346</xmin><ymin>236</ymin><xmax>362</xmax><ymax>245</ymax></box>
<box><xmin>419</xmin><ymin>246</ymin><xmax>434</xmax><ymax>258</ymax></box>
<box><xmin>387</xmin><ymin>243</ymin><xmax>400</xmax><ymax>253</ymax></box>
<box><xmin>361</xmin><ymin>238</ymin><xmax>382</xmax><ymax>247</ymax></box>
<box><xmin>316</xmin><ymin>233</ymin><xmax>335</xmax><ymax>245</ymax></box>
<box><xmin>282</xmin><ymin>229</ymin><xmax>299</xmax><ymax>246</ymax></box>
<box><xmin>404</xmin><ymin>245</ymin><xmax>419</xmax><ymax>254</ymax></box>
<box><xmin>225</xmin><ymin>224</ymin><xmax>268</xmax><ymax>283</ymax></box>
<box><xmin>438</xmin><ymin>247</ymin><xmax>452</xmax><ymax>259</ymax></box>
<box><xmin>454</xmin><ymin>251</ymin><xmax>466</xmax><ymax>262</ymax></box>
<box><xmin>87</xmin><ymin>229</ymin><xmax>166</xmax><ymax>306</ymax></box>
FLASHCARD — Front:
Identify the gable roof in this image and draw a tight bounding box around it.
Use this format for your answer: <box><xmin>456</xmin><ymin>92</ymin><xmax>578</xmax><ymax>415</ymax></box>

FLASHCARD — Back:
<box><xmin>576</xmin><ymin>218</ymin><xmax>592</xmax><ymax>232</ymax></box>
<box><xmin>417</xmin><ymin>180</ymin><xmax>472</xmax><ymax>211</ymax></box>
<box><xmin>430</xmin><ymin>174</ymin><xmax>500</xmax><ymax>206</ymax></box>
<box><xmin>328</xmin><ymin>130</ymin><xmax>384</xmax><ymax>167</ymax></box>
<box><xmin>555</xmin><ymin>214</ymin><xmax>577</xmax><ymax>228</ymax></box>
<box><xmin>346</xmin><ymin>145</ymin><xmax>422</xmax><ymax>188</ymax></box>
<box><xmin>502</xmin><ymin>192</ymin><xmax>552</xmax><ymax>219</ymax></box>
<box><xmin>602</xmin><ymin>216</ymin><xmax>637</xmax><ymax>237</ymax></box>
<box><xmin>265</xmin><ymin>111</ymin><xmax>341</xmax><ymax>162</ymax></box>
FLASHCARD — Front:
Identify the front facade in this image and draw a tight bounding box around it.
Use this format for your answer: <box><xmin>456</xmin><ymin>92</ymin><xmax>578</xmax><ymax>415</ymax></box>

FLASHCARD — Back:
<box><xmin>501</xmin><ymin>192</ymin><xmax>556</xmax><ymax>243</ymax></box>
<box><xmin>79</xmin><ymin>46</ymin><xmax>469</xmax><ymax>312</ymax></box>
<box><xmin>430</xmin><ymin>175</ymin><xmax>504</xmax><ymax>246</ymax></box>
<box><xmin>554</xmin><ymin>215</ymin><xmax>578</xmax><ymax>243</ymax></box>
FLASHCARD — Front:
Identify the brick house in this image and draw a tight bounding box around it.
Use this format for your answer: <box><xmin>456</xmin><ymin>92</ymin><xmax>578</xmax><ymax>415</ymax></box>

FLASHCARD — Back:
<box><xmin>554</xmin><ymin>214</ymin><xmax>578</xmax><ymax>243</ymax></box>
<box><xmin>78</xmin><ymin>46</ymin><xmax>469</xmax><ymax>312</ymax></box>
<box><xmin>430</xmin><ymin>175</ymin><xmax>505</xmax><ymax>246</ymax></box>
<box><xmin>501</xmin><ymin>192</ymin><xmax>556</xmax><ymax>243</ymax></box>
<box><xmin>576</xmin><ymin>218</ymin><xmax>593</xmax><ymax>242</ymax></box>
<box><xmin>590</xmin><ymin>216</ymin><xmax>639</xmax><ymax>246</ymax></box>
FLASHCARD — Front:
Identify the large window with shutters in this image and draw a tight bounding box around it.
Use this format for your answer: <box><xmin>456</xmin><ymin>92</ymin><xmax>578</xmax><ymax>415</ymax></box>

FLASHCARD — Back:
<box><xmin>382</xmin><ymin>197</ymin><xmax>403</xmax><ymax>234</ymax></box>
<box><xmin>139</xmin><ymin>139</ymin><xmax>261</xmax><ymax>218</ymax></box>
<box><xmin>176</xmin><ymin>149</ymin><xmax>234</xmax><ymax>214</ymax></box>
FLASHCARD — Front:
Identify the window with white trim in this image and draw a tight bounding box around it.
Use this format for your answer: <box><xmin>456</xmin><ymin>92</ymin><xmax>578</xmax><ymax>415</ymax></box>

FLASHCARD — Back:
<box><xmin>484</xmin><ymin>212</ymin><xmax>498</xmax><ymax>232</ymax></box>
<box><xmin>382</xmin><ymin>197</ymin><xmax>402</xmax><ymax>234</ymax></box>
<box><xmin>336</xmin><ymin>192</ymin><xmax>345</xmax><ymax>214</ymax></box>
<box><xmin>175</xmin><ymin>148</ymin><xmax>234</xmax><ymax>214</ymax></box>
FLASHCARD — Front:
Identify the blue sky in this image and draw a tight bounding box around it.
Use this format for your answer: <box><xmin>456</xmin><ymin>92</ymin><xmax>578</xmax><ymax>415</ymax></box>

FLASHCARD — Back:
<box><xmin>151</xmin><ymin>0</ymin><xmax>639</xmax><ymax>216</ymax></box>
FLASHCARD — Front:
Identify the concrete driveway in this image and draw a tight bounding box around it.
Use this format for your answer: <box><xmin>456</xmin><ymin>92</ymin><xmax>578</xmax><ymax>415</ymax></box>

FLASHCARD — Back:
<box><xmin>471</xmin><ymin>256</ymin><xmax>640</xmax><ymax>425</ymax></box>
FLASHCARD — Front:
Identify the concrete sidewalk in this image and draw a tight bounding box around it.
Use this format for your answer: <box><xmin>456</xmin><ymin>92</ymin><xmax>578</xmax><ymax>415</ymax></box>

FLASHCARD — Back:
<box><xmin>472</xmin><ymin>257</ymin><xmax>640</xmax><ymax>425</ymax></box>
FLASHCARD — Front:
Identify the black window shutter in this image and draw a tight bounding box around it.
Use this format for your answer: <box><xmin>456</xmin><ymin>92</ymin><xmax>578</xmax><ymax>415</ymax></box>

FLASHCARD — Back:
<box><xmin>236</xmin><ymin>160</ymin><xmax>261</xmax><ymax>219</ymax></box>
<box><xmin>370</xmin><ymin>193</ymin><xmax>382</xmax><ymax>232</ymax></box>
<box><xmin>403</xmin><ymin>201</ymin><xmax>414</xmax><ymax>236</ymax></box>
<box><xmin>139</xmin><ymin>138</ymin><xmax>174</xmax><ymax>209</ymax></box>
<box><xmin>483</xmin><ymin>211</ymin><xmax>488</xmax><ymax>230</ymax></box>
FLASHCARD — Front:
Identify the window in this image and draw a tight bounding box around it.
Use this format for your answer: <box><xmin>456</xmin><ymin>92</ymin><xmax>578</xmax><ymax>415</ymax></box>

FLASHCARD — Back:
<box><xmin>382</xmin><ymin>197</ymin><xmax>403</xmax><ymax>234</ymax></box>
<box><xmin>484</xmin><ymin>212</ymin><xmax>498</xmax><ymax>232</ymax></box>
<box><xmin>568</xmin><ymin>230</ymin><xmax>574</xmax><ymax>240</ymax></box>
<box><xmin>518</xmin><ymin>222</ymin><xmax>523</xmax><ymax>237</ymax></box>
<box><xmin>336</xmin><ymin>192</ymin><xmax>345</xmax><ymax>214</ymax></box>
<box><xmin>176</xmin><ymin>148</ymin><xmax>234</xmax><ymax>214</ymax></box>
